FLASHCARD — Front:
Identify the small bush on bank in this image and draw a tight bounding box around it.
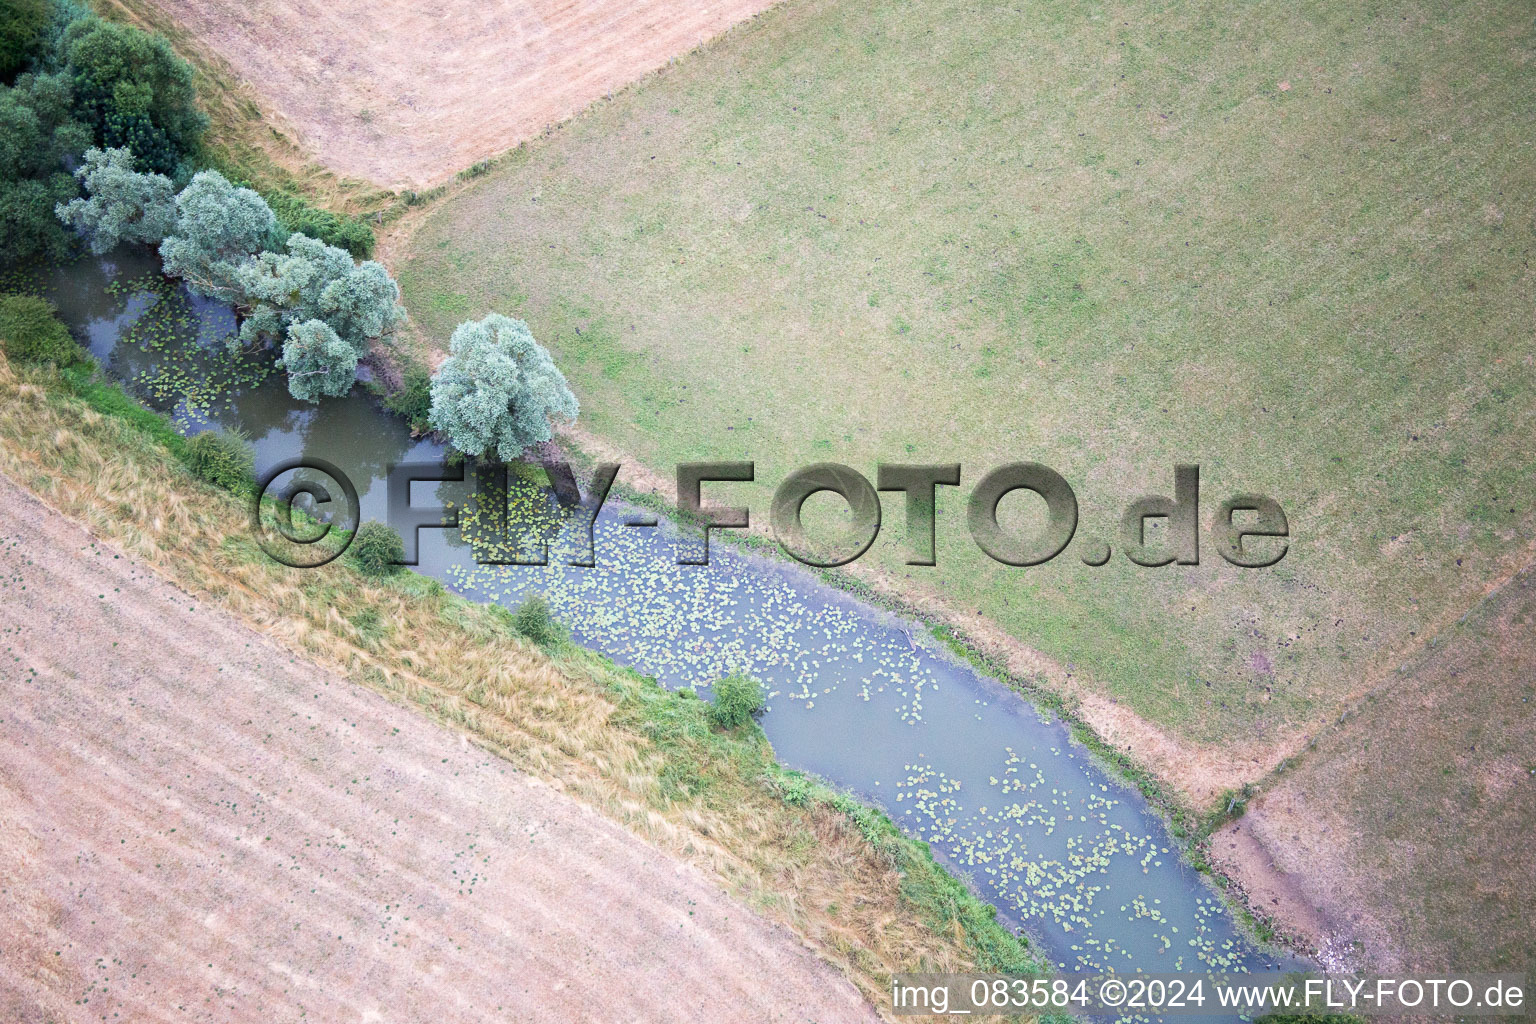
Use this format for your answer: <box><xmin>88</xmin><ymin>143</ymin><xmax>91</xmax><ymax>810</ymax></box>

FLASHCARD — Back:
<box><xmin>382</xmin><ymin>363</ymin><xmax>432</xmax><ymax>432</ymax></box>
<box><xmin>349</xmin><ymin>520</ymin><xmax>406</xmax><ymax>578</ymax></box>
<box><xmin>510</xmin><ymin>593</ymin><xmax>568</xmax><ymax>648</ymax></box>
<box><xmin>771</xmin><ymin>769</ymin><xmax>814</xmax><ymax>807</ymax></box>
<box><xmin>184</xmin><ymin>427</ymin><xmax>253</xmax><ymax>493</ymax></box>
<box><xmin>706</xmin><ymin>673</ymin><xmax>765</xmax><ymax>731</ymax></box>
<box><xmin>0</xmin><ymin>294</ymin><xmax>84</xmax><ymax>367</ymax></box>
<box><xmin>265</xmin><ymin>189</ymin><xmax>375</xmax><ymax>259</ymax></box>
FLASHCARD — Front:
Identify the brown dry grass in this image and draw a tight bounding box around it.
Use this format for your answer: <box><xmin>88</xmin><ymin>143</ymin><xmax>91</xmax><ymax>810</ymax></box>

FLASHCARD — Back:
<box><xmin>96</xmin><ymin>0</ymin><xmax>395</xmax><ymax>213</ymax></box>
<box><xmin>0</xmin><ymin>353</ymin><xmax>1038</xmax><ymax>1018</ymax></box>
<box><xmin>0</xmin><ymin>474</ymin><xmax>882</xmax><ymax>1023</ymax></box>
<box><xmin>1214</xmin><ymin>568</ymin><xmax>1536</xmax><ymax>971</ymax></box>
<box><xmin>127</xmin><ymin>0</ymin><xmax>783</xmax><ymax>188</ymax></box>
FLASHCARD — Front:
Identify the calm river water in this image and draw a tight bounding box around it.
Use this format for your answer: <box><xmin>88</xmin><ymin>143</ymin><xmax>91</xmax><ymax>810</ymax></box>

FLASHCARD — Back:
<box><xmin>11</xmin><ymin>247</ymin><xmax>1301</xmax><ymax>1014</ymax></box>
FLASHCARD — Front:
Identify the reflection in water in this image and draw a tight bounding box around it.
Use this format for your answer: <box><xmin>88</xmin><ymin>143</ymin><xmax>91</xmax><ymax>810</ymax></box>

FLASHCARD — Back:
<box><xmin>27</xmin><ymin>247</ymin><xmax>1300</xmax><ymax>1009</ymax></box>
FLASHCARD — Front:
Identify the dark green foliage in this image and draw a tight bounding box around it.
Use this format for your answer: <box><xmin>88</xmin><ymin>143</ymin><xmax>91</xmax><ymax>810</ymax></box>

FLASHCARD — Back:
<box><xmin>510</xmin><ymin>593</ymin><xmax>567</xmax><ymax>647</ymax></box>
<box><xmin>0</xmin><ymin>0</ymin><xmax>48</xmax><ymax>81</ymax></box>
<box><xmin>184</xmin><ymin>427</ymin><xmax>253</xmax><ymax>493</ymax></box>
<box><xmin>0</xmin><ymin>292</ymin><xmax>82</xmax><ymax>365</ymax></box>
<box><xmin>0</xmin><ymin>71</ymin><xmax>89</xmax><ymax>265</ymax></box>
<box><xmin>349</xmin><ymin>520</ymin><xmax>406</xmax><ymax>578</ymax></box>
<box><xmin>265</xmin><ymin>190</ymin><xmax>374</xmax><ymax>259</ymax></box>
<box><xmin>60</xmin><ymin>16</ymin><xmax>205</xmax><ymax>174</ymax></box>
<box><xmin>382</xmin><ymin>363</ymin><xmax>432</xmax><ymax>431</ymax></box>
<box><xmin>0</xmin><ymin>169</ymin><xmax>76</xmax><ymax>263</ymax></box>
<box><xmin>705</xmin><ymin>673</ymin><xmax>765</xmax><ymax>730</ymax></box>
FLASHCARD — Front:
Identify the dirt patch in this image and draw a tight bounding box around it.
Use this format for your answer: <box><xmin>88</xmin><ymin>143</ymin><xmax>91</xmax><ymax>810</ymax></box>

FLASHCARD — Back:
<box><xmin>1224</xmin><ymin>563</ymin><xmax>1536</xmax><ymax>971</ymax></box>
<box><xmin>0</xmin><ymin>475</ymin><xmax>880</xmax><ymax>1022</ymax></box>
<box><xmin>1203</xmin><ymin>813</ymin><xmax>1335</xmax><ymax>952</ymax></box>
<box><xmin>140</xmin><ymin>0</ymin><xmax>781</xmax><ymax>187</ymax></box>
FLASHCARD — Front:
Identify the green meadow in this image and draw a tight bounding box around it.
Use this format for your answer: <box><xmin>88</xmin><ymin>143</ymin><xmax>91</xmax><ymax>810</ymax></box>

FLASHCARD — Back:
<box><xmin>397</xmin><ymin>0</ymin><xmax>1536</xmax><ymax>753</ymax></box>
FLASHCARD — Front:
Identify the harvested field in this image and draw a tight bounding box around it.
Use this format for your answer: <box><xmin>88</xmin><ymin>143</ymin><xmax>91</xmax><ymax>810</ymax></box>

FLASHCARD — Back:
<box><xmin>137</xmin><ymin>0</ymin><xmax>781</xmax><ymax>187</ymax></box>
<box><xmin>1211</xmin><ymin>561</ymin><xmax>1536</xmax><ymax>971</ymax></box>
<box><xmin>0</xmin><ymin>475</ymin><xmax>880</xmax><ymax>1022</ymax></box>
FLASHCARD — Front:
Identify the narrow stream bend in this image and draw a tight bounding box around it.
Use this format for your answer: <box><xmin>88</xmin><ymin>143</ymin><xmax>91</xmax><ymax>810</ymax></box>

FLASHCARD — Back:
<box><xmin>11</xmin><ymin>248</ymin><xmax>1301</xmax><ymax>1008</ymax></box>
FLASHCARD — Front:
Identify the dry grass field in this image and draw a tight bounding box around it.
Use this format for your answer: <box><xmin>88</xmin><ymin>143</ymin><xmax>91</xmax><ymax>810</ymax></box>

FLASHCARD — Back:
<box><xmin>0</xmin><ymin>476</ymin><xmax>879</xmax><ymax>1022</ymax></box>
<box><xmin>133</xmin><ymin>0</ymin><xmax>782</xmax><ymax>187</ymax></box>
<box><xmin>0</xmin><ymin>352</ymin><xmax>1042</xmax><ymax>1017</ymax></box>
<box><xmin>1213</xmin><ymin>566</ymin><xmax>1536</xmax><ymax>973</ymax></box>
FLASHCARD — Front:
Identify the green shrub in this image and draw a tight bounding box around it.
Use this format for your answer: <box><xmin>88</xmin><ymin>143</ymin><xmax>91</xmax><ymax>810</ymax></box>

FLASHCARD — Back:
<box><xmin>771</xmin><ymin>769</ymin><xmax>815</xmax><ymax>807</ymax></box>
<box><xmin>0</xmin><ymin>293</ymin><xmax>83</xmax><ymax>365</ymax></box>
<box><xmin>265</xmin><ymin>190</ymin><xmax>375</xmax><ymax>258</ymax></box>
<box><xmin>184</xmin><ymin>427</ymin><xmax>253</xmax><ymax>493</ymax></box>
<box><xmin>706</xmin><ymin>673</ymin><xmax>765</xmax><ymax>730</ymax></box>
<box><xmin>510</xmin><ymin>592</ymin><xmax>567</xmax><ymax>648</ymax></box>
<box><xmin>382</xmin><ymin>363</ymin><xmax>432</xmax><ymax>432</ymax></box>
<box><xmin>0</xmin><ymin>0</ymin><xmax>48</xmax><ymax>81</ymax></box>
<box><xmin>349</xmin><ymin>520</ymin><xmax>405</xmax><ymax>578</ymax></box>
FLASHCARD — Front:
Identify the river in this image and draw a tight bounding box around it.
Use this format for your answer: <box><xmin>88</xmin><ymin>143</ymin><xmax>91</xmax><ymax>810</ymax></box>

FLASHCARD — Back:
<box><xmin>7</xmin><ymin>246</ymin><xmax>1301</xmax><ymax>1010</ymax></box>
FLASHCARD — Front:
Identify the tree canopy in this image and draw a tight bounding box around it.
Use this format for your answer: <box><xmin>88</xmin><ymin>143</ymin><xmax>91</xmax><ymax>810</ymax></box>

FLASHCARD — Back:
<box><xmin>0</xmin><ymin>71</ymin><xmax>89</xmax><ymax>265</ymax></box>
<box><xmin>59</xmin><ymin>16</ymin><xmax>205</xmax><ymax>174</ymax></box>
<box><xmin>281</xmin><ymin>318</ymin><xmax>357</xmax><ymax>402</ymax></box>
<box><xmin>429</xmin><ymin>313</ymin><xmax>578</xmax><ymax>461</ymax></box>
<box><xmin>0</xmin><ymin>0</ymin><xmax>49</xmax><ymax>82</ymax></box>
<box><xmin>55</xmin><ymin>145</ymin><xmax>175</xmax><ymax>254</ymax></box>
<box><xmin>158</xmin><ymin>169</ymin><xmax>275</xmax><ymax>302</ymax></box>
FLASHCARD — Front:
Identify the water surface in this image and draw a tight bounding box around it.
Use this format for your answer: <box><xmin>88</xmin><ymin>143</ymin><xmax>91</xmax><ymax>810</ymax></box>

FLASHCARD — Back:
<box><xmin>19</xmin><ymin>248</ymin><xmax>1299</xmax><ymax>1005</ymax></box>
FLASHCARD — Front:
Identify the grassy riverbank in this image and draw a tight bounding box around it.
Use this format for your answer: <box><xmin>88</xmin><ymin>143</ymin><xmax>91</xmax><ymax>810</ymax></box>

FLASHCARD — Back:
<box><xmin>394</xmin><ymin>0</ymin><xmax>1536</xmax><ymax>771</ymax></box>
<box><xmin>0</xmin><ymin>347</ymin><xmax>1049</xmax><ymax>1016</ymax></box>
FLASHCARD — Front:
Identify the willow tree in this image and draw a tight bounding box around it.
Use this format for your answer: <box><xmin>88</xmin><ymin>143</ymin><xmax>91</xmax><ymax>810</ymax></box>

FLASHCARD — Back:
<box><xmin>281</xmin><ymin>318</ymin><xmax>357</xmax><ymax>403</ymax></box>
<box><xmin>55</xmin><ymin>146</ymin><xmax>175</xmax><ymax>254</ymax></box>
<box><xmin>158</xmin><ymin>169</ymin><xmax>274</xmax><ymax>303</ymax></box>
<box><xmin>428</xmin><ymin>313</ymin><xmax>578</xmax><ymax>461</ymax></box>
<box><xmin>233</xmin><ymin>231</ymin><xmax>404</xmax><ymax>401</ymax></box>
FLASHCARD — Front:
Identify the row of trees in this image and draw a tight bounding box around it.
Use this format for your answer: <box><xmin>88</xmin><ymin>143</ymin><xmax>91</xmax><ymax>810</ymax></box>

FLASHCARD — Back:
<box><xmin>56</xmin><ymin>145</ymin><xmax>578</xmax><ymax>454</ymax></box>
<box><xmin>8</xmin><ymin>0</ymin><xmax>578</xmax><ymax>460</ymax></box>
<box><xmin>56</xmin><ymin>149</ymin><xmax>404</xmax><ymax>402</ymax></box>
<box><xmin>2</xmin><ymin>0</ymin><xmax>373</xmax><ymax>269</ymax></box>
<box><xmin>1</xmin><ymin>0</ymin><xmax>207</xmax><ymax>265</ymax></box>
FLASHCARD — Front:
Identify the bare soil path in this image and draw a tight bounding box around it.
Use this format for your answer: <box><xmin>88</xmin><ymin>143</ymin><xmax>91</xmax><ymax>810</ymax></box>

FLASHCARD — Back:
<box><xmin>0</xmin><ymin>474</ymin><xmax>880</xmax><ymax>1023</ymax></box>
<box><xmin>141</xmin><ymin>0</ymin><xmax>780</xmax><ymax>187</ymax></box>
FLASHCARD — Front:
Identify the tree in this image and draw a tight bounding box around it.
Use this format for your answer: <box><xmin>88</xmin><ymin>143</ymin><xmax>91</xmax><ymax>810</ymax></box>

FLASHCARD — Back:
<box><xmin>0</xmin><ymin>0</ymin><xmax>48</xmax><ymax>82</ymax></box>
<box><xmin>60</xmin><ymin>16</ymin><xmax>205</xmax><ymax>173</ymax></box>
<box><xmin>319</xmin><ymin>258</ymin><xmax>403</xmax><ymax>351</ymax></box>
<box><xmin>428</xmin><ymin>313</ymin><xmax>578</xmax><ymax>461</ymax></box>
<box><xmin>232</xmin><ymin>232</ymin><xmax>400</xmax><ymax>348</ymax></box>
<box><xmin>55</xmin><ymin>146</ymin><xmax>175</xmax><ymax>253</ymax></box>
<box><xmin>233</xmin><ymin>231</ymin><xmax>354</xmax><ymax>346</ymax></box>
<box><xmin>281</xmin><ymin>318</ymin><xmax>356</xmax><ymax>402</ymax></box>
<box><xmin>232</xmin><ymin>231</ymin><xmax>403</xmax><ymax>401</ymax></box>
<box><xmin>0</xmin><ymin>72</ymin><xmax>89</xmax><ymax>266</ymax></box>
<box><xmin>158</xmin><ymin>169</ymin><xmax>275</xmax><ymax>302</ymax></box>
